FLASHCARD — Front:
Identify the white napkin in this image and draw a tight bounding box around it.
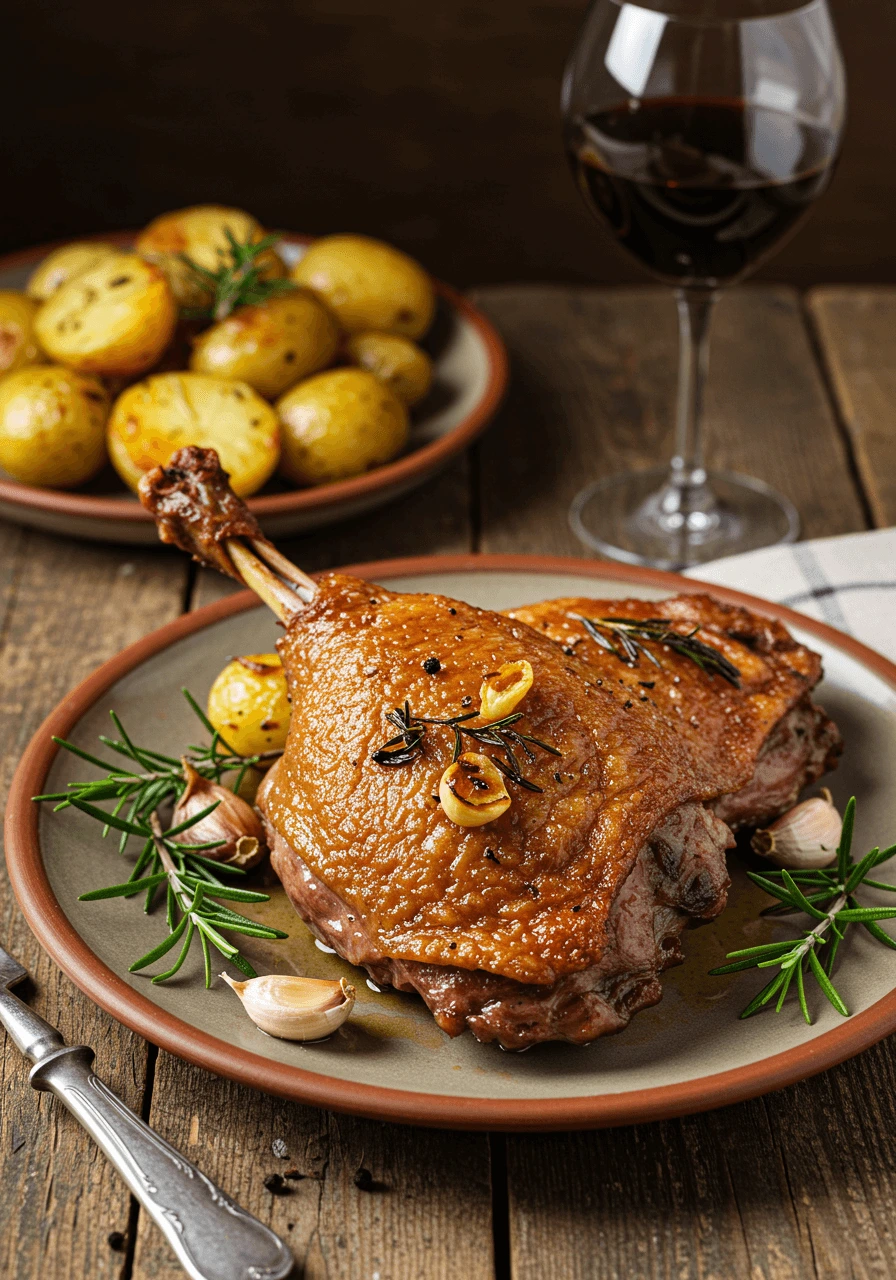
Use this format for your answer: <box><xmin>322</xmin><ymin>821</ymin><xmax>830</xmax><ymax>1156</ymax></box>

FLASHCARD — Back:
<box><xmin>686</xmin><ymin>528</ymin><xmax>896</xmax><ymax>663</ymax></box>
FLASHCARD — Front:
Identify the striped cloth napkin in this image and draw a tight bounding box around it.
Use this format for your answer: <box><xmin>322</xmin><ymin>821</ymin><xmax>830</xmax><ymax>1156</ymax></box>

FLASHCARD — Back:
<box><xmin>686</xmin><ymin>527</ymin><xmax>896</xmax><ymax>663</ymax></box>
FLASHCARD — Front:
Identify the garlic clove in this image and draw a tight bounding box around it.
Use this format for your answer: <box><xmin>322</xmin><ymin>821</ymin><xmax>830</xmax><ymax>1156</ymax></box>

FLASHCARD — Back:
<box><xmin>479</xmin><ymin>660</ymin><xmax>534</xmax><ymax>721</ymax></box>
<box><xmin>172</xmin><ymin>759</ymin><xmax>267</xmax><ymax>868</ymax></box>
<box><xmin>221</xmin><ymin>972</ymin><xmax>355</xmax><ymax>1040</ymax></box>
<box><xmin>439</xmin><ymin>751</ymin><xmax>511</xmax><ymax>827</ymax></box>
<box><xmin>751</xmin><ymin>789</ymin><xmax>842</xmax><ymax>869</ymax></box>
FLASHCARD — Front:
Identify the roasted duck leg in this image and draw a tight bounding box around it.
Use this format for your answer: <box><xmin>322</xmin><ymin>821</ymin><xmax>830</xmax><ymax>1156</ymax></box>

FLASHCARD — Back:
<box><xmin>140</xmin><ymin>449</ymin><xmax>839</xmax><ymax>1049</ymax></box>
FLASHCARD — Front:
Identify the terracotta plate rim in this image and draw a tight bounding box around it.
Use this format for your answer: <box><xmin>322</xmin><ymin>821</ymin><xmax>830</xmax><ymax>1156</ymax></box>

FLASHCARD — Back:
<box><xmin>0</xmin><ymin>231</ymin><xmax>508</xmax><ymax>522</ymax></box>
<box><xmin>6</xmin><ymin>552</ymin><xmax>896</xmax><ymax>1132</ymax></box>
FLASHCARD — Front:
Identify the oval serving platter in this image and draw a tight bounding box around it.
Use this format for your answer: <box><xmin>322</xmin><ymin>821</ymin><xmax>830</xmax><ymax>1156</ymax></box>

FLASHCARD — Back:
<box><xmin>6</xmin><ymin>554</ymin><xmax>896</xmax><ymax>1131</ymax></box>
<box><xmin>0</xmin><ymin>233</ymin><xmax>507</xmax><ymax>544</ymax></box>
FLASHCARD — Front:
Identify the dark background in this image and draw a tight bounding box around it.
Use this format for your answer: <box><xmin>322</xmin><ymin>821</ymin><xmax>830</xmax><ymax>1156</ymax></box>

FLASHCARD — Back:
<box><xmin>2</xmin><ymin>0</ymin><xmax>892</xmax><ymax>287</ymax></box>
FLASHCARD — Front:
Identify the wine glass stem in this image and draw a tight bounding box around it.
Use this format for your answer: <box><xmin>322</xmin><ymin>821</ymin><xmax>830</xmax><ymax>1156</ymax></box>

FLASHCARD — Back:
<box><xmin>663</xmin><ymin>287</ymin><xmax>720</xmax><ymax>527</ymax></box>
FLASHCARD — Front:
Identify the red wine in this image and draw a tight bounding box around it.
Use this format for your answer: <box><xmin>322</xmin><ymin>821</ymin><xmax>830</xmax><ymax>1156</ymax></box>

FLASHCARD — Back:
<box><xmin>567</xmin><ymin>97</ymin><xmax>837</xmax><ymax>287</ymax></box>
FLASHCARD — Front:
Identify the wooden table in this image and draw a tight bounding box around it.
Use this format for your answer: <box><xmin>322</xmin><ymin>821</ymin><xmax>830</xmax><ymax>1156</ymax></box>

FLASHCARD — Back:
<box><xmin>1</xmin><ymin>284</ymin><xmax>894</xmax><ymax>1280</ymax></box>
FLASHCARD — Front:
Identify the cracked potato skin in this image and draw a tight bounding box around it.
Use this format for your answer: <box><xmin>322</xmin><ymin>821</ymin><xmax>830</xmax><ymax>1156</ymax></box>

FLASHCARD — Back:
<box><xmin>107</xmin><ymin>372</ymin><xmax>280</xmax><ymax>497</ymax></box>
<box><xmin>136</xmin><ymin>205</ymin><xmax>285</xmax><ymax>308</ymax></box>
<box><xmin>0</xmin><ymin>366</ymin><xmax>109</xmax><ymax>488</ymax></box>
<box><xmin>26</xmin><ymin>242</ymin><xmax>118</xmax><ymax>301</ymax></box>
<box><xmin>345</xmin><ymin>331</ymin><xmax>433</xmax><ymax>406</ymax></box>
<box><xmin>34</xmin><ymin>253</ymin><xmax>176</xmax><ymax>377</ymax></box>
<box><xmin>276</xmin><ymin>367</ymin><xmax>408</xmax><ymax>486</ymax></box>
<box><xmin>291</xmin><ymin>234</ymin><xmax>435</xmax><ymax>339</ymax></box>
<box><xmin>207</xmin><ymin>653</ymin><xmax>291</xmax><ymax>756</ymax></box>
<box><xmin>190</xmin><ymin>291</ymin><xmax>340</xmax><ymax>399</ymax></box>
<box><xmin>0</xmin><ymin>292</ymin><xmax>46</xmax><ymax>374</ymax></box>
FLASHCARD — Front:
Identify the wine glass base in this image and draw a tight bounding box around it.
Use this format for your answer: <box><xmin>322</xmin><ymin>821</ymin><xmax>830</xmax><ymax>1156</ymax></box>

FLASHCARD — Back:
<box><xmin>569</xmin><ymin>467</ymin><xmax>799</xmax><ymax>571</ymax></box>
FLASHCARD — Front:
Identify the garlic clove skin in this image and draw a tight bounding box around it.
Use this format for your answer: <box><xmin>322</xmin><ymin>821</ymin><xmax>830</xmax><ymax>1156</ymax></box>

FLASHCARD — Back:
<box><xmin>172</xmin><ymin>759</ymin><xmax>267</xmax><ymax>869</ymax></box>
<box><xmin>479</xmin><ymin>660</ymin><xmax>534</xmax><ymax>722</ymax></box>
<box><xmin>221</xmin><ymin>972</ymin><xmax>355</xmax><ymax>1040</ymax></box>
<box><xmin>439</xmin><ymin>751</ymin><xmax>511</xmax><ymax>827</ymax></box>
<box><xmin>751</xmin><ymin>790</ymin><xmax>842</xmax><ymax>869</ymax></box>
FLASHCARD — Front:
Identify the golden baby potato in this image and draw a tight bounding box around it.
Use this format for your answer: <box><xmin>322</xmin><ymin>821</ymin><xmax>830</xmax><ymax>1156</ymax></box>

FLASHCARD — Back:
<box><xmin>35</xmin><ymin>253</ymin><xmax>176</xmax><ymax>377</ymax></box>
<box><xmin>292</xmin><ymin>235</ymin><xmax>435</xmax><ymax>339</ymax></box>
<box><xmin>136</xmin><ymin>205</ymin><xmax>285</xmax><ymax>307</ymax></box>
<box><xmin>0</xmin><ymin>293</ymin><xmax>46</xmax><ymax>375</ymax></box>
<box><xmin>0</xmin><ymin>366</ymin><xmax>109</xmax><ymax>488</ymax></box>
<box><xmin>189</xmin><ymin>290</ymin><xmax>340</xmax><ymax>399</ymax></box>
<box><xmin>207</xmin><ymin>653</ymin><xmax>291</xmax><ymax>757</ymax></box>
<box><xmin>276</xmin><ymin>367</ymin><xmax>408</xmax><ymax>486</ymax></box>
<box><xmin>345</xmin><ymin>331</ymin><xmax>433</xmax><ymax>406</ymax></box>
<box><xmin>107</xmin><ymin>372</ymin><xmax>280</xmax><ymax>497</ymax></box>
<box><xmin>26</xmin><ymin>241</ymin><xmax>118</xmax><ymax>301</ymax></box>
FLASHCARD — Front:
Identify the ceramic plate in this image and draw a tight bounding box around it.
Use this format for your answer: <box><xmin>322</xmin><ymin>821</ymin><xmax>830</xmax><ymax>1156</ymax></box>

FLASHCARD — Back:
<box><xmin>0</xmin><ymin>234</ymin><xmax>507</xmax><ymax>544</ymax></box>
<box><xmin>6</xmin><ymin>555</ymin><xmax>896</xmax><ymax>1131</ymax></box>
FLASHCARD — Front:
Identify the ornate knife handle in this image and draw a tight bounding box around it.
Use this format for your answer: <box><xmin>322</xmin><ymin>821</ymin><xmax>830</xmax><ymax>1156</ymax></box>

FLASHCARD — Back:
<box><xmin>0</xmin><ymin>985</ymin><xmax>293</xmax><ymax>1280</ymax></box>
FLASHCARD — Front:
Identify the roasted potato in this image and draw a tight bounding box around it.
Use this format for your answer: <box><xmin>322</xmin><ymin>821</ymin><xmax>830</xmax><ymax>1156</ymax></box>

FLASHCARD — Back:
<box><xmin>189</xmin><ymin>290</ymin><xmax>340</xmax><ymax>399</ymax></box>
<box><xmin>291</xmin><ymin>235</ymin><xmax>435</xmax><ymax>339</ymax></box>
<box><xmin>136</xmin><ymin>205</ymin><xmax>285</xmax><ymax>307</ymax></box>
<box><xmin>276</xmin><ymin>368</ymin><xmax>408</xmax><ymax>486</ymax></box>
<box><xmin>345</xmin><ymin>331</ymin><xmax>433</xmax><ymax>406</ymax></box>
<box><xmin>0</xmin><ymin>293</ymin><xmax>46</xmax><ymax>375</ymax></box>
<box><xmin>107</xmin><ymin>372</ymin><xmax>279</xmax><ymax>497</ymax></box>
<box><xmin>0</xmin><ymin>366</ymin><xmax>109</xmax><ymax>488</ymax></box>
<box><xmin>207</xmin><ymin>653</ymin><xmax>291</xmax><ymax>756</ymax></box>
<box><xmin>34</xmin><ymin>253</ymin><xmax>176</xmax><ymax>377</ymax></box>
<box><xmin>26</xmin><ymin>241</ymin><xmax>118</xmax><ymax>301</ymax></box>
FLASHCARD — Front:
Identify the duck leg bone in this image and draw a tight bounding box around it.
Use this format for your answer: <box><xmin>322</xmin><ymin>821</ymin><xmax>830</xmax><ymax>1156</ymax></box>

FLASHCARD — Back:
<box><xmin>137</xmin><ymin>446</ymin><xmax>316</xmax><ymax>622</ymax></box>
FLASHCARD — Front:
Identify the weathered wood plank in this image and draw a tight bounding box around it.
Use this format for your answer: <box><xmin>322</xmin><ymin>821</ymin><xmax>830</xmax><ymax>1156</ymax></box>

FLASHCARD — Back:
<box><xmin>131</xmin><ymin>1067</ymin><xmax>494</xmax><ymax>1280</ymax></box>
<box><xmin>134</xmin><ymin>453</ymin><xmax>494</xmax><ymax>1279</ymax></box>
<box><xmin>472</xmin><ymin>286</ymin><xmax>867</xmax><ymax>556</ymax></box>
<box><xmin>192</xmin><ymin>456</ymin><xmax>472</xmax><ymax>610</ymax></box>
<box><xmin>807</xmin><ymin>287</ymin><xmax>896</xmax><ymax>528</ymax></box>
<box><xmin>0</xmin><ymin>528</ymin><xmax>187</xmax><ymax>1279</ymax></box>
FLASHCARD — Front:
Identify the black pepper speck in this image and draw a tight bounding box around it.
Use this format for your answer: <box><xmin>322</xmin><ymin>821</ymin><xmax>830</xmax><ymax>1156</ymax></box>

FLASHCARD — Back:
<box><xmin>423</xmin><ymin>657</ymin><xmax>441</xmax><ymax>675</ymax></box>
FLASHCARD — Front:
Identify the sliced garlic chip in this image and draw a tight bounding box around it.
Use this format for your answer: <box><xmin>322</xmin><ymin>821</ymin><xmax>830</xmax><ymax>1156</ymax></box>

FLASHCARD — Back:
<box><xmin>221</xmin><ymin>972</ymin><xmax>355</xmax><ymax>1040</ymax></box>
<box><xmin>479</xmin><ymin>660</ymin><xmax>534</xmax><ymax>721</ymax></box>
<box><xmin>439</xmin><ymin>751</ymin><xmax>511</xmax><ymax>827</ymax></box>
<box><xmin>751</xmin><ymin>789</ymin><xmax>842</xmax><ymax>869</ymax></box>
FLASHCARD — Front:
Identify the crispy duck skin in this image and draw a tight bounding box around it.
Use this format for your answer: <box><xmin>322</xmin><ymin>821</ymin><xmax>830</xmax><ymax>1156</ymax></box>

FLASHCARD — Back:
<box><xmin>508</xmin><ymin>595</ymin><xmax>842</xmax><ymax>825</ymax></box>
<box><xmin>138</xmin><ymin>449</ymin><xmax>838</xmax><ymax>1046</ymax></box>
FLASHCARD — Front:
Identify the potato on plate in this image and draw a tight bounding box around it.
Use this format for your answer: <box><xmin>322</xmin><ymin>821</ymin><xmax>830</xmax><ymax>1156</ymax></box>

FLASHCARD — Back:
<box><xmin>0</xmin><ymin>292</ymin><xmax>46</xmax><ymax>374</ymax></box>
<box><xmin>136</xmin><ymin>205</ymin><xmax>285</xmax><ymax>307</ymax></box>
<box><xmin>26</xmin><ymin>241</ymin><xmax>118</xmax><ymax>301</ymax></box>
<box><xmin>345</xmin><ymin>331</ymin><xmax>433</xmax><ymax>406</ymax></box>
<box><xmin>107</xmin><ymin>372</ymin><xmax>279</xmax><ymax>497</ymax></box>
<box><xmin>189</xmin><ymin>290</ymin><xmax>340</xmax><ymax>399</ymax></box>
<box><xmin>207</xmin><ymin>653</ymin><xmax>291</xmax><ymax>756</ymax></box>
<box><xmin>276</xmin><ymin>367</ymin><xmax>408</xmax><ymax>486</ymax></box>
<box><xmin>0</xmin><ymin>366</ymin><xmax>109</xmax><ymax>488</ymax></box>
<box><xmin>34</xmin><ymin>253</ymin><xmax>176</xmax><ymax>377</ymax></box>
<box><xmin>291</xmin><ymin>235</ymin><xmax>435</xmax><ymax>339</ymax></box>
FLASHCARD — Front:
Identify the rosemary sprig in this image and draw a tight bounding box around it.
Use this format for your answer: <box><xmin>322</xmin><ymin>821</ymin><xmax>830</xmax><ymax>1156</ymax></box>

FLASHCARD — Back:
<box><xmin>181</xmin><ymin>231</ymin><xmax>296</xmax><ymax>322</ymax></box>
<box><xmin>33</xmin><ymin>690</ymin><xmax>286</xmax><ymax>986</ymax></box>
<box><xmin>372</xmin><ymin>701</ymin><xmax>560</xmax><ymax>792</ymax></box>
<box><xmin>711</xmin><ymin>798</ymin><xmax>896</xmax><ymax>1022</ymax></box>
<box><xmin>577</xmin><ymin>616</ymin><xmax>742</xmax><ymax>687</ymax></box>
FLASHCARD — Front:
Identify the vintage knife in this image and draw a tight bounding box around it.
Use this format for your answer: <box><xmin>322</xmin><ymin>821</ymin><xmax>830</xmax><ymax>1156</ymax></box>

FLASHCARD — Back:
<box><xmin>0</xmin><ymin>944</ymin><xmax>294</xmax><ymax>1280</ymax></box>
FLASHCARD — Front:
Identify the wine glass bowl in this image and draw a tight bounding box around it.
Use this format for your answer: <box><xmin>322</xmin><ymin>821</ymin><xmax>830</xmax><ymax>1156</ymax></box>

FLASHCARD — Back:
<box><xmin>562</xmin><ymin>0</ymin><xmax>845</xmax><ymax>568</ymax></box>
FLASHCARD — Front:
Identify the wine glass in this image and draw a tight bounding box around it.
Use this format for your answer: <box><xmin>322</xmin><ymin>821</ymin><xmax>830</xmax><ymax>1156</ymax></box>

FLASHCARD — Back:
<box><xmin>562</xmin><ymin>0</ymin><xmax>846</xmax><ymax>569</ymax></box>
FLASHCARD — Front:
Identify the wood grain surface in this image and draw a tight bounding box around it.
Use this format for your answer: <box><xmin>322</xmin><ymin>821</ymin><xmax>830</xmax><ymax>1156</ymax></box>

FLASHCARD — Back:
<box><xmin>0</xmin><ymin>285</ymin><xmax>888</xmax><ymax>1280</ymax></box>
<box><xmin>807</xmin><ymin>287</ymin><xmax>896</xmax><ymax>528</ymax></box>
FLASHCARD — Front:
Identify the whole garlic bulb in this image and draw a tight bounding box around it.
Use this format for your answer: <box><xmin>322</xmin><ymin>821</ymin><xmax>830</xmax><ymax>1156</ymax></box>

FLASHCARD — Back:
<box><xmin>751</xmin><ymin>790</ymin><xmax>842</xmax><ymax>869</ymax></box>
<box><xmin>171</xmin><ymin>759</ymin><xmax>267</xmax><ymax>869</ymax></box>
<box><xmin>221</xmin><ymin>973</ymin><xmax>355</xmax><ymax>1040</ymax></box>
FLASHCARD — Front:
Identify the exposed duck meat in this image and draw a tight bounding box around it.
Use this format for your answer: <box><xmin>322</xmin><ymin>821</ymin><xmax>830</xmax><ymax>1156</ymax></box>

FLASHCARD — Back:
<box><xmin>139</xmin><ymin>448</ymin><xmax>839</xmax><ymax>1047</ymax></box>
